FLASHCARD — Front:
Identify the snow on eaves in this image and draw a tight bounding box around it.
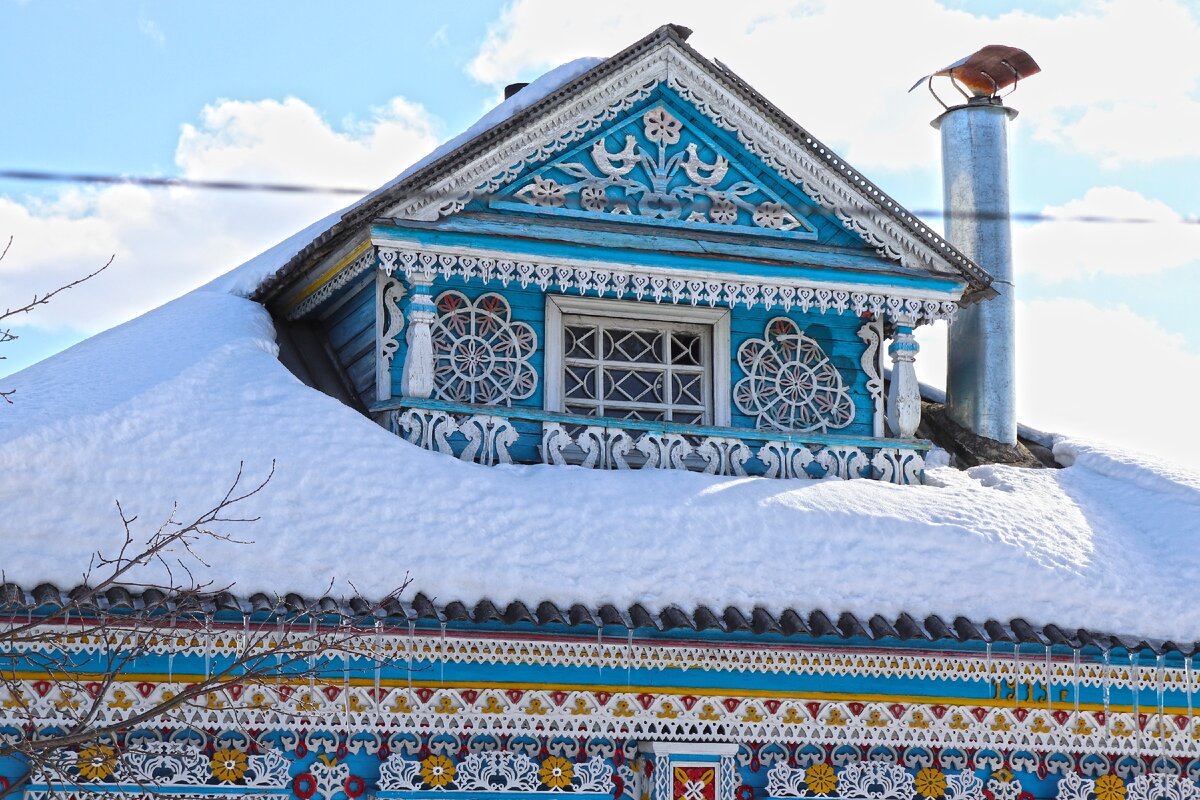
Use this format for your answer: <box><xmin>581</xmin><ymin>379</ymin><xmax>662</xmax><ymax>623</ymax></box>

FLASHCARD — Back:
<box><xmin>206</xmin><ymin>57</ymin><xmax>605</xmax><ymax>298</ymax></box>
<box><xmin>2</xmin><ymin>286</ymin><xmax>1200</xmax><ymax>643</ymax></box>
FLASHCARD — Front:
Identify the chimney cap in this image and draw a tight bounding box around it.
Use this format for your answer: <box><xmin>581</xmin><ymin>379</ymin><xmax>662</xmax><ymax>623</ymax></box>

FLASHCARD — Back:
<box><xmin>504</xmin><ymin>82</ymin><xmax>529</xmax><ymax>100</ymax></box>
<box><xmin>911</xmin><ymin>45</ymin><xmax>1040</xmax><ymax>106</ymax></box>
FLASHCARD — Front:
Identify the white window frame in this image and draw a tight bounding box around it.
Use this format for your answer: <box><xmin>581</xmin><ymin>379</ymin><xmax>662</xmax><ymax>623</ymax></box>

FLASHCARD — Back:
<box><xmin>545</xmin><ymin>295</ymin><xmax>731</xmax><ymax>426</ymax></box>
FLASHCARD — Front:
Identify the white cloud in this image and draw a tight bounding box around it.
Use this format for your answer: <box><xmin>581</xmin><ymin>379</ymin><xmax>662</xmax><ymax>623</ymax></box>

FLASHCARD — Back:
<box><xmin>468</xmin><ymin>0</ymin><xmax>1200</xmax><ymax>170</ymax></box>
<box><xmin>0</xmin><ymin>96</ymin><xmax>441</xmax><ymax>335</ymax></box>
<box><xmin>1015</xmin><ymin>186</ymin><xmax>1200</xmax><ymax>281</ymax></box>
<box><xmin>916</xmin><ymin>299</ymin><xmax>1200</xmax><ymax>469</ymax></box>
<box><xmin>137</xmin><ymin>13</ymin><xmax>165</xmax><ymax>46</ymax></box>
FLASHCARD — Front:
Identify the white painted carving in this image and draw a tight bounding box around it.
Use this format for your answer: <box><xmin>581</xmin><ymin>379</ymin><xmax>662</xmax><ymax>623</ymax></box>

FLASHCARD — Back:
<box><xmin>857</xmin><ymin>318</ymin><xmax>885</xmax><ymax>438</ymax></box>
<box><xmin>376</xmin><ymin>274</ymin><xmax>407</xmax><ymax>401</ymax></box>
<box><xmin>377</xmin><ymin>246</ymin><xmax>960</xmax><ymax>325</ymax></box>
<box><xmin>1126</xmin><ymin>774</ymin><xmax>1200</xmax><ymax>800</ymax></box>
<box><xmin>383</xmin><ymin>43</ymin><xmax>986</xmax><ymax>287</ymax></box>
<box><xmin>401</xmin><ymin>274</ymin><xmax>437</xmax><ymax>399</ymax></box>
<box><xmin>512</xmin><ymin>105</ymin><xmax>812</xmax><ymax>235</ymax></box>
<box><xmin>837</xmin><ymin>761</ymin><xmax>915</xmax><ymax>800</ymax></box>
<box><xmin>887</xmin><ymin>315</ymin><xmax>921</xmax><ymax>438</ymax></box>
<box><xmin>455</xmin><ymin>751</ymin><xmax>540</xmax><ymax>791</ymax></box>
<box><xmin>431</xmin><ymin>290</ymin><xmax>538</xmax><ymax>405</ymax></box>
<box><xmin>378</xmin><ymin>756</ymin><xmax>423</xmax><ymax>790</ymax></box>
<box><xmin>734</xmin><ymin>318</ymin><xmax>855</xmax><ymax>433</ymax></box>
<box><xmin>946</xmin><ymin>772</ymin><xmax>986</xmax><ymax>800</ymax></box>
<box><xmin>765</xmin><ymin>764</ymin><xmax>810</xmax><ymax>798</ymax></box>
<box><xmin>287</xmin><ymin>247</ymin><xmax>376</xmax><ymax>320</ymax></box>
<box><xmin>391</xmin><ymin>409</ymin><xmax>516</xmax><ymax>466</ymax></box>
<box><xmin>816</xmin><ymin>446</ymin><xmax>871</xmax><ymax>480</ymax></box>
<box><xmin>872</xmin><ymin>448</ymin><xmax>925</xmax><ymax>485</ymax></box>
<box><xmin>573</xmin><ymin>756</ymin><xmax>615</xmax><ymax>793</ymax></box>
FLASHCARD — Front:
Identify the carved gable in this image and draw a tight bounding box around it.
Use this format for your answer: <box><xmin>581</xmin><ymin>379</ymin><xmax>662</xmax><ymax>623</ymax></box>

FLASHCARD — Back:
<box><xmin>492</xmin><ymin>97</ymin><xmax>825</xmax><ymax>241</ymax></box>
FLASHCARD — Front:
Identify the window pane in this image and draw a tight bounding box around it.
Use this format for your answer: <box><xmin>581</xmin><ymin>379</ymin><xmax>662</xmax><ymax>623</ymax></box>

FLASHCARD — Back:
<box><xmin>671</xmin><ymin>410</ymin><xmax>704</xmax><ymax>425</ymax></box>
<box><xmin>605</xmin><ymin>369</ymin><xmax>665</xmax><ymax>404</ymax></box>
<box><xmin>565</xmin><ymin>325</ymin><xmax>596</xmax><ymax>359</ymax></box>
<box><xmin>603</xmin><ymin>328</ymin><xmax>663</xmax><ymax>364</ymax></box>
<box><xmin>672</xmin><ymin>373</ymin><xmax>704</xmax><ymax>406</ymax></box>
<box><xmin>670</xmin><ymin>332</ymin><xmax>702</xmax><ymax>366</ymax></box>
<box><xmin>565</xmin><ymin>365</ymin><xmax>597</xmax><ymax>400</ymax></box>
<box><xmin>566</xmin><ymin>403</ymin><xmax>601</xmax><ymax>417</ymax></box>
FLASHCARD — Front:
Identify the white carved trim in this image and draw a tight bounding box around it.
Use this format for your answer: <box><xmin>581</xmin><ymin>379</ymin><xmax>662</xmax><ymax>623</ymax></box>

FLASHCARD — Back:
<box><xmin>383</xmin><ymin>42</ymin><xmax>981</xmax><ymax>287</ymax></box>
<box><xmin>377</xmin><ymin>244</ymin><xmax>959</xmax><ymax>325</ymax></box>
<box><xmin>287</xmin><ymin>246</ymin><xmax>377</xmax><ymax>321</ymax></box>
<box><xmin>376</xmin><ymin>274</ymin><xmax>407</xmax><ymax>402</ymax></box>
<box><xmin>887</xmin><ymin>315</ymin><xmax>921</xmax><ymax>438</ymax></box>
<box><xmin>857</xmin><ymin>318</ymin><xmax>885</xmax><ymax>438</ymax></box>
<box><xmin>391</xmin><ymin>408</ymin><xmax>517</xmax><ymax>466</ymax></box>
<box><xmin>545</xmin><ymin>294</ymin><xmax>731</xmax><ymax>426</ymax></box>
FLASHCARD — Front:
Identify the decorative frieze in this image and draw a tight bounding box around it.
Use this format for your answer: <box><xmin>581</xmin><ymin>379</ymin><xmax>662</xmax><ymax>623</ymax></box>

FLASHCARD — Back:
<box><xmin>377</xmin><ymin>247</ymin><xmax>959</xmax><ymax>325</ymax></box>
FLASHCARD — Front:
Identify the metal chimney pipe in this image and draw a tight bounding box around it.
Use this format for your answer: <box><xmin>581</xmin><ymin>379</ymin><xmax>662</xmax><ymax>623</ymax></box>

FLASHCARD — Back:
<box><xmin>934</xmin><ymin>96</ymin><xmax>1019</xmax><ymax>444</ymax></box>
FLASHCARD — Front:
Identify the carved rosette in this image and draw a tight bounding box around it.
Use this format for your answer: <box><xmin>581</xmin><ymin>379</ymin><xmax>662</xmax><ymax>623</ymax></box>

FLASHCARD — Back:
<box><xmin>734</xmin><ymin>318</ymin><xmax>855</xmax><ymax>433</ymax></box>
<box><xmin>430</xmin><ymin>291</ymin><xmax>538</xmax><ymax>405</ymax></box>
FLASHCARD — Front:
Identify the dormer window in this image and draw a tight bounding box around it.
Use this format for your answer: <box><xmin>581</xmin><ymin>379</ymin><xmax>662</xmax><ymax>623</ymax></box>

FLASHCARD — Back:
<box><xmin>544</xmin><ymin>296</ymin><xmax>732</xmax><ymax>426</ymax></box>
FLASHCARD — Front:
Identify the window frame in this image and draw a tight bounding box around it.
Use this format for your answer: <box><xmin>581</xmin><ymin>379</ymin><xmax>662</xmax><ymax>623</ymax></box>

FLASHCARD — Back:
<box><xmin>545</xmin><ymin>295</ymin><xmax>731</xmax><ymax>426</ymax></box>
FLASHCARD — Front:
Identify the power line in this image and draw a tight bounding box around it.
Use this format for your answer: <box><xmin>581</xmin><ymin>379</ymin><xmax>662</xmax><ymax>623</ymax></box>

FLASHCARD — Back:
<box><xmin>2</xmin><ymin>168</ymin><xmax>1197</xmax><ymax>227</ymax></box>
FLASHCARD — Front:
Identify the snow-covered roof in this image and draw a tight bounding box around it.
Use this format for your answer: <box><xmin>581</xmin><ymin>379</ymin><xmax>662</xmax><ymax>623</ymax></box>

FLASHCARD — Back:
<box><xmin>3</xmin><ymin>281</ymin><xmax>1200</xmax><ymax>644</ymax></box>
<box><xmin>4</xmin><ymin>41</ymin><xmax>1200</xmax><ymax>648</ymax></box>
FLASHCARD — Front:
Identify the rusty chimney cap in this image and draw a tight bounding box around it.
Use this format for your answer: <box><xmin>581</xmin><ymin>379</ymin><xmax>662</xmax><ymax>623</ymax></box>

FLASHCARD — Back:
<box><xmin>911</xmin><ymin>45</ymin><xmax>1040</xmax><ymax>107</ymax></box>
<box><xmin>504</xmin><ymin>82</ymin><xmax>529</xmax><ymax>100</ymax></box>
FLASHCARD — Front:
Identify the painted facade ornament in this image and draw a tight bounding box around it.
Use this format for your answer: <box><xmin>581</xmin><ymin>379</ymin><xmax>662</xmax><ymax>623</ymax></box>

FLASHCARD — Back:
<box><xmin>734</xmin><ymin>318</ymin><xmax>855</xmax><ymax>433</ymax></box>
<box><xmin>401</xmin><ymin>273</ymin><xmax>437</xmax><ymax>399</ymax></box>
<box><xmin>857</xmin><ymin>318</ymin><xmax>886</xmax><ymax>438</ymax></box>
<box><xmin>430</xmin><ymin>290</ymin><xmax>538</xmax><ymax>405</ymax></box>
<box><xmin>887</xmin><ymin>314</ymin><xmax>922</xmax><ymax>438</ymax></box>
<box><xmin>376</xmin><ymin>274</ymin><xmax>407</xmax><ymax>401</ymax></box>
<box><xmin>767</xmin><ymin>763</ymin><xmax>1021</xmax><ymax>800</ymax></box>
<box><xmin>509</xmin><ymin>105</ymin><xmax>814</xmax><ymax>237</ymax></box>
<box><xmin>376</xmin><ymin>751</ymin><xmax>612</xmax><ymax>794</ymax></box>
<box><xmin>377</xmin><ymin>247</ymin><xmax>961</xmax><ymax>325</ymax></box>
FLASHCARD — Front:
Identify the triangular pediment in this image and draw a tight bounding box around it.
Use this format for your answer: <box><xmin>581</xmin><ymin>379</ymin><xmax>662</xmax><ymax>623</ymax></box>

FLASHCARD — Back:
<box><xmin>490</xmin><ymin>94</ymin><xmax>833</xmax><ymax>242</ymax></box>
<box><xmin>373</xmin><ymin>25</ymin><xmax>992</xmax><ymax>295</ymax></box>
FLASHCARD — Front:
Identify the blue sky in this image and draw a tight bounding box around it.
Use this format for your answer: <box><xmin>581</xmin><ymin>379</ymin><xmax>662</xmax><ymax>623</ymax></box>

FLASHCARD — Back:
<box><xmin>2</xmin><ymin>0</ymin><xmax>1198</xmax><ymax>466</ymax></box>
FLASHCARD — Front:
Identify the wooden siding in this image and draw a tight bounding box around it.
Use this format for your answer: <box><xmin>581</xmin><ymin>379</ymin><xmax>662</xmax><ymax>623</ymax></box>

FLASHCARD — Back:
<box><xmin>319</xmin><ymin>277</ymin><xmax>376</xmax><ymax>406</ymax></box>
<box><xmin>386</xmin><ymin>276</ymin><xmax>876</xmax><ymax>460</ymax></box>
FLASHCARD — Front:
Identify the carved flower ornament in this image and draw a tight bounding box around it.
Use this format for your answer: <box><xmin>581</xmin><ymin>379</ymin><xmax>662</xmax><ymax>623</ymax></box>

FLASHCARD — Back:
<box><xmin>76</xmin><ymin>744</ymin><xmax>117</xmax><ymax>781</ymax></box>
<box><xmin>210</xmin><ymin>747</ymin><xmax>249</xmax><ymax>782</ymax></box>
<box><xmin>804</xmin><ymin>762</ymin><xmax>838</xmax><ymax>795</ymax></box>
<box><xmin>540</xmin><ymin>756</ymin><xmax>575</xmax><ymax>789</ymax></box>
<box><xmin>431</xmin><ymin>291</ymin><xmax>538</xmax><ymax>405</ymax></box>
<box><xmin>421</xmin><ymin>754</ymin><xmax>456</xmax><ymax>788</ymax></box>
<box><xmin>734</xmin><ymin>318</ymin><xmax>855</xmax><ymax>432</ymax></box>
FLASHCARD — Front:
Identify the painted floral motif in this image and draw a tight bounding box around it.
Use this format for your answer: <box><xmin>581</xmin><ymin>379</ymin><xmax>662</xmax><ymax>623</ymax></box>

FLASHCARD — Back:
<box><xmin>1095</xmin><ymin>775</ymin><xmax>1128</xmax><ymax>800</ymax></box>
<box><xmin>509</xmin><ymin>105</ymin><xmax>813</xmax><ymax>235</ymax></box>
<box><xmin>210</xmin><ymin>747</ymin><xmax>248</xmax><ymax>782</ymax></box>
<box><xmin>541</xmin><ymin>756</ymin><xmax>576</xmax><ymax>790</ymax></box>
<box><xmin>76</xmin><ymin>744</ymin><xmax>116</xmax><ymax>781</ymax></box>
<box><xmin>805</xmin><ymin>763</ymin><xmax>837</xmax><ymax>795</ymax></box>
<box><xmin>422</xmin><ymin>754</ymin><xmax>457</xmax><ymax>788</ymax></box>
<box><xmin>916</xmin><ymin>769</ymin><xmax>948</xmax><ymax>799</ymax></box>
<box><xmin>735</xmin><ymin>318</ymin><xmax>855</xmax><ymax>432</ymax></box>
<box><xmin>431</xmin><ymin>291</ymin><xmax>538</xmax><ymax>405</ymax></box>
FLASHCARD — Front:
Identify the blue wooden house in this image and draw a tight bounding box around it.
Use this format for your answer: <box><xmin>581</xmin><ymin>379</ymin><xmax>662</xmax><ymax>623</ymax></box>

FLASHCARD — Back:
<box><xmin>261</xmin><ymin>24</ymin><xmax>995</xmax><ymax>485</ymax></box>
<box><xmin>3</xmin><ymin>23</ymin><xmax>1197</xmax><ymax>800</ymax></box>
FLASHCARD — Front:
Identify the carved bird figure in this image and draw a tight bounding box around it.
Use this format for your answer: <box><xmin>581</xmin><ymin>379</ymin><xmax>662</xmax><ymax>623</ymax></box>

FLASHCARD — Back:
<box><xmin>681</xmin><ymin>144</ymin><xmax>728</xmax><ymax>188</ymax></box>
<box><xmin>591</xmin><ymin>135</ymin><xmax>641</xmax><ymax>179</ymax></box>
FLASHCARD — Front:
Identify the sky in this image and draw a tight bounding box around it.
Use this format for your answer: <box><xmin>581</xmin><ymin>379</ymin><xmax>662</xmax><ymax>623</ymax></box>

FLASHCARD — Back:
<box><xmin>1</xmin><ymin>0</ymin><xmax>1198</xmax><ymax>468</ymax></box>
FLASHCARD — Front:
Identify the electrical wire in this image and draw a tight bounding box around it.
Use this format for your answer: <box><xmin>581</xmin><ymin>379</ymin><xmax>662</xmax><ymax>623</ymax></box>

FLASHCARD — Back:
<box><xmin>2</xmin><ymin>168</ymin><xmax>1196</xmax><ymax>226</ymax></box>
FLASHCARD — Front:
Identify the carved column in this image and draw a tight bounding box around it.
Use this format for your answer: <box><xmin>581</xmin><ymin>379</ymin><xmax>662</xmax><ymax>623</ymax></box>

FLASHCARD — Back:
<box><xmin>400</xmin><ymin>274</ymin><xmax>436</xmax><ymax>399</ymax></box>
<box><xmin>887</xmin><ymin>314</ymin><xmax>921</xmax><ymax>438</ymax></box>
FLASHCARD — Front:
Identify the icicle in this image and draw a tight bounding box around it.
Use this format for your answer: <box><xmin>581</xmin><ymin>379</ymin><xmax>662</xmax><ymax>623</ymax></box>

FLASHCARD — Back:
<box><xmin>1045</xmin><ymin>644</ymin><xmax>1054</xmax><ymax>712</ymax></box>
<box><xmin>626</xmin><ymin>628</ymin><xmax>633</xmax><ymax>686</ymax></box>
<box><xmin>1131</xmin><ymin>651</ymin><xmax>1142</xmax><ymax>756</ymax></box>
<box><xmin>1155</xmin><ymin>653</ymin><xmax>1166</xmax><ymax>759</ymax></box>
<box><xmin>597</xmin><ymin>628</ymin><xmax>604</xmax><ymax>681</ymax></box>
<box><xmin>1187</xmin><ymin>657</ymin><xmax>1195</xmax><ymax>743</ymax></box>
<box><xmin>1103</xmin><ymin>648</ymin><xmax>1111</xmax><ymax>735</ymax></box>
<box><xmin>1080</xmin><ymin>647</ymin><xmax>1089</xmax><ymax>714</ymax></box>
<box><xmin>986</xmin><ymin>641</ymin><xmax>994</xmax><ymax>697</ymax></box>
<box><xmin>439</xmin><ymin>621</ymin><xmax>447</xmax><ymax>685</ymax></box>
<box><xmin>1014</xmin><ymin>644</ymin><xmax>1022</xmax><ymax>709</ymax></box>
<box><xmin>373</xmin><ymin>619</ymin><xmax>382</xmax><ymax>720</ymax></box>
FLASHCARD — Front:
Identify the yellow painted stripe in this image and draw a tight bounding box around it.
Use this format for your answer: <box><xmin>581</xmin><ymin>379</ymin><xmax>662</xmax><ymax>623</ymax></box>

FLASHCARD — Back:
<box><xmin>285</xmin><ymin>240</ymin><xmax>372</xmax><ymax>311</ymax></box>
<box><xmin>7</xmin><ymin>672</ymin><xmax>1195</xmax><ymax>716</ymax></box>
